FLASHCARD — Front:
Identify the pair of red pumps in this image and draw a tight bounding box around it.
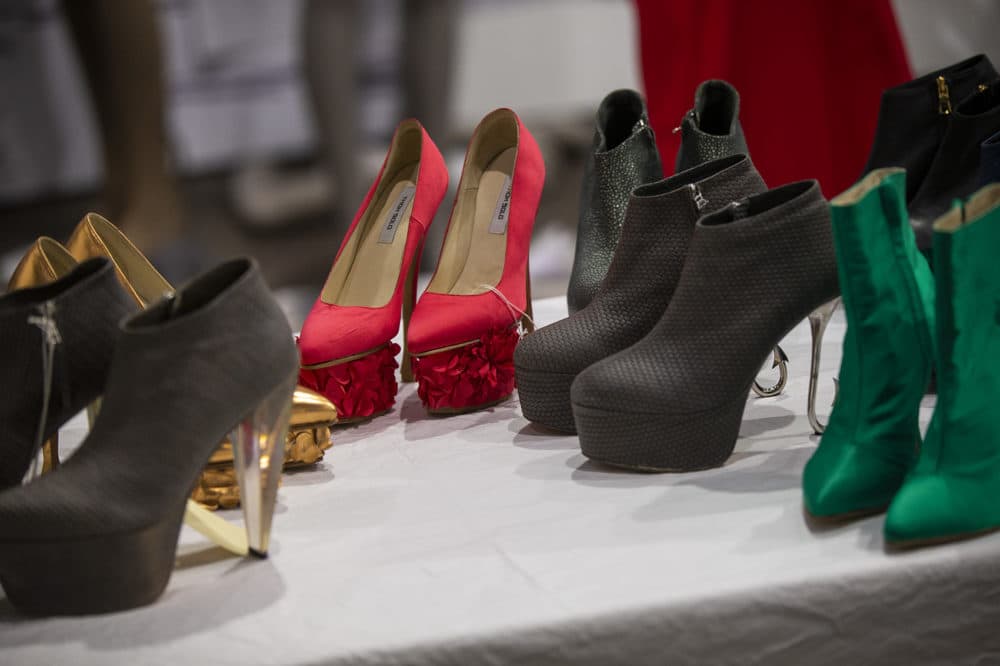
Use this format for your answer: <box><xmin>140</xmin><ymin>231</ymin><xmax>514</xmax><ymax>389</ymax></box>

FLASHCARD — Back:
<box><xmin>298</xmin><ymin>109</ymin><xmax>544</xmax><ymax>421</ymax></box>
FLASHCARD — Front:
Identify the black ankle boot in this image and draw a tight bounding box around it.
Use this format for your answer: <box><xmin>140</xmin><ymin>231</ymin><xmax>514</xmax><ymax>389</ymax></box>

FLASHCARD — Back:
<box><xmin>0</xmin><ymin>259</ymin><xmax>133</xmax><ymax>490</ymax></box>
<box><xmin>572</xmin><ymin>181</ymin><xmax>839</xmax><ymax>471</ymax></box>
<box><xmin>983</xmin><ymin>130</ymin><xmax>1000</xmax><ymax>186</ymax></box>
<box><xmin>567</xmin><ymin>89</ymin><xmax>662</xmax><ymax>314</ymax></box>
<box><xmin>864</xmin><ymin>54</ymin><xmax>997</xmax><ymax>201</ymax></box>
<box><xmin>910</xmin><ymin>80</ymin><xmax>1000</xmax><ymax>250</ymax></box>
<box><xmin>517</xmin><ymin>155</ymin><xmax>766</xmax><ymax>432</ymax></box>
<box><xmin>675</xmin><ymin>80</ymin><xmax>749</xmax><ymax>173</ymax></box>
<box><xmin>0</xmin><ymin>258</ymin><xmax>298</xmax><ymax>615</ymax></box>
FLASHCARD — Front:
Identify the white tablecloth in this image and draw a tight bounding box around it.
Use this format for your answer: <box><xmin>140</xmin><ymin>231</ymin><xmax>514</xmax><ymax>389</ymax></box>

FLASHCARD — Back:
<box><xmin>2</xmin><ymin>296</ymin><xmax>999</xmax><ymax>665</ymax></box>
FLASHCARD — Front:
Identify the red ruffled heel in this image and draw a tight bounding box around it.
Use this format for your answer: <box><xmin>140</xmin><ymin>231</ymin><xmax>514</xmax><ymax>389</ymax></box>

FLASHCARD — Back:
<box><xmin>407</xmin><ymin>109</ymin><xmax>544</xmax><ymax>415</ymax></box>
<box><xmin>299</xmin><ymin>343</ymin><xmax>401</xmax><ymax>422</ymax></box>
<box><xmin>297</xmin><ymin>120</ymin><xmax>448</xmax><ymax>422</ymax></box>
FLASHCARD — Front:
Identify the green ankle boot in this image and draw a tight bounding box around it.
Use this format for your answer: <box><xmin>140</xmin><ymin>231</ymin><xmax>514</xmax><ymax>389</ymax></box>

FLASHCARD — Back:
<box><xmin>803</xmin><ymin>169</ymin><xmax>936</xmax><ymax>519</ymax></box>
<box><xmin>885</xmin><ymin>183</ymin><xmax>1000</xmax><ymax>547</ymax></box>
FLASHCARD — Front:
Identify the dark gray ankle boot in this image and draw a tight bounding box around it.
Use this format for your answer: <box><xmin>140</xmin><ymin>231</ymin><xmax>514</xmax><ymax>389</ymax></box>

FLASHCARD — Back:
<box><xmin>573</xmin><ymin>181</ymin><xmax>839</xmax><ymax>471</ymax></box>
<box><xmin>516</xmin><ymin>155</ymin><xmax>766</xmax><ymax>432</ymax></box>
<box><xmin>0</xmin><ymin>258</ymin><xmax>134</xmax><ymax>490</ymax></box>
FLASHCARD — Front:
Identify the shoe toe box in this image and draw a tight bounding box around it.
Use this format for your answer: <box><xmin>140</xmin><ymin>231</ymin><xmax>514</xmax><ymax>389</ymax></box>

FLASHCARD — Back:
<box><xmin>884</xmin><ymin>473</ymin><xmax>998</xmax><ymax>546</ymax></box>
<box><xmin>802</xmin><ymin>443</ymin><xmax>907</xmax><ymax>519</ymax></box>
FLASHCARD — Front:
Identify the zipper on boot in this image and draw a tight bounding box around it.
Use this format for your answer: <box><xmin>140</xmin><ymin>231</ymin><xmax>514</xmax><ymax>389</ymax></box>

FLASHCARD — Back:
<box><xmin>688</xmin><ymin>183</ymin><xmax>709</xmax><ymax>210</ymax></box>
<box><xmin>937</xmin><ymin>76</ymin><xmax>952</xmax><ymax>115</ymax></box>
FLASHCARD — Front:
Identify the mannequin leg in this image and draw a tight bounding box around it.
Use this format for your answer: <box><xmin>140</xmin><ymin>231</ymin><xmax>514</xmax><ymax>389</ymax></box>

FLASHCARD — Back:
<box><xmin>303</xmin><ymin>0</ymin><xmax>363</xmax><ymax>229</ymax></box>
<box><xmin>62</xmin><ymin>0</ymin><xmax>181</xmax><ymax>253</ymax></box>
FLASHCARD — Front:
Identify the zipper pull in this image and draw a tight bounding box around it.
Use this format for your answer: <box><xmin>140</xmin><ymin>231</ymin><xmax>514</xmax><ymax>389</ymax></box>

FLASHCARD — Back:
<box><xmin>631</xmin><ymin>117</ymin><xmax>647</xmax><ymax>134</ymax></box>
<box><xmin>688</xmin><ymin>183</ymin><xmax>708</xmax><ymax>210</ymax></box>
<box><xmin>937</xmin><ymin>76</ymin><xmax>952</xmax><ymax>115</ymax></box>
<box><xmin>731</xmin><ymin>199</ymin><xmax>749</xmax><ymax>220</ymax></box>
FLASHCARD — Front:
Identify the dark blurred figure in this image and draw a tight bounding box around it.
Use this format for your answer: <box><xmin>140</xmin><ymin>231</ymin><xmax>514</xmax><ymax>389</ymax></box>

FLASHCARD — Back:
<box><xmin>61</xmin><ymin>0</ymin><xmax>182</xmax><ymax>254</ymax></box>
<box><xmin>303</xmin><ymin>0</ymin><xmax>458</xmax><ymax>232</ymax></box>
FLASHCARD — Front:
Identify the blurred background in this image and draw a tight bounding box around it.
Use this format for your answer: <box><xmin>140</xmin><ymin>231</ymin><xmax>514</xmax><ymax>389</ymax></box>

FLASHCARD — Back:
<box><xmin>1</xmin><ymin>0</ymin><xmax>998</xmax><ymax>328</ymax></box>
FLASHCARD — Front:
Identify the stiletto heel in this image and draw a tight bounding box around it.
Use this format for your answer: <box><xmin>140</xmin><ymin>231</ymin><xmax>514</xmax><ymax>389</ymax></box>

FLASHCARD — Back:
<box><xmin>400</xmin><ymin>244</ymin><xmax>421</xmax><ymax>383</ymax></box>
<box><xmin>807</xmin><ymin>297</ymin><xmax>840</xmax><ymax>435</ymax></box>
<box><xmin>231</xmin><ymin>375</ymin><xmax>296</xmax><ymax>557</ymax></box>
<box><xmin>522</xmin><ymin>259</ymin><xmax>535</xmax><ymax>333</ymax></box>
<box><xmin>752</xmin><ymin>345</ymin><xmax>788</xmax><ymax>398</ymax></box>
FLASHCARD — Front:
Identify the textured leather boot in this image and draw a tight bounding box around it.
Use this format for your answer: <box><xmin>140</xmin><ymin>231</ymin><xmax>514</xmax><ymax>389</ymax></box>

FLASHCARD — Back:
<box><xmin>573</xmin><ymin>181</ymin><xmax>839</xmax><ymax>471</ymax></box>
<box><xmin>675</xmin><ymin>80</ymin><xmax>749</xmax><ymax>173</ymax></box>
<box><xmin>863</xmin><ymin>54</ymin><xmax>997</xmax><ymax>201</ymax></box>
<box><xmin>516</xmin><ymin>155</ymin><xmax>766</xmax><ymax>433</ymax></box>
<box><xmin>909</xmin><ymin>81</ymin><xmax>1000</xmax><ymax>251</ymax></box>
<box><xmin>885</xmin><ymin>184</ymin><xmax>1000</xmax><ymax>548</ymax></box>
<box><xmin>0</xmin><ymin>259</ymin><xmax>134</xmax><ymax>491</ymax></box>
<box><xmin>803</xmin><ymin>169</ymin><xmax>935</xmax><ymax>520</ymax></box>
<box><xmin>0</xmin><ymin>259</ymin><xmax>299</xmax><ymax>615</ymax></box>
<box><xmin>567</xmin><ymin>89</ymin><xmax>662</xmax><ymax>314</ymax></box>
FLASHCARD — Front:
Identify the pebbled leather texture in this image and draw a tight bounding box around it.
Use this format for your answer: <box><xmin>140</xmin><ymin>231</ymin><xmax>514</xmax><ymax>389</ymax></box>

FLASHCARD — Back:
<box><xmin>864</xmin><ymin>54</ymin><xmax>997</xmax><ymax>202</ymax></box>
<box><xmin>676</xmin><ymin>80</ymin><xmax>749</xmax><ymax>173</ymax></box>
<box><xmin>0</xmin><ymin>259</ymin><xmax>135</xmax><ymax>491</ymax></box>
<box><xmin>909</xmin><ymin>81</ymin><xmax>1000</xmax><ymax>251</ymax></box>
<box><xmin>517</xmin><ymin>155</ymin><xmax>766</xmax><ymax>432</ymax></box>
<box><xmin>573</xmin><ymin>181</ymin><xmax>840</xmax><ymax>471</ymax></box>
<box><xmin>567</xmin><ymin>90</ymin><xmax>662</xmax><ymax>314</ymax></box>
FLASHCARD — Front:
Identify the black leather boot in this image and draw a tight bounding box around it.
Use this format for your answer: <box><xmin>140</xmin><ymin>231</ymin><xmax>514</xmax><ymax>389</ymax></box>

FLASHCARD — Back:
<box><xmin>567</xmin><ymin>89</ymin><xmax>662</xmax><ymax>314</ymax></box>
<box><xmin>0</xmin><ymin>259</ymin><xmax>133</xmax><ymax>491</ymax></box>
<box><xmin>0</xmin><ymin>259</ymin><xmax>299</xmax><ymax>615</ymax></box>
<box><xmin>516</xmin><ymin>155</ymin><xmax>766</xmax><ymax>432</ymax></box>
<box><xmin>910</xmin><ymin>80</ymin><xmax>1000</xmax><ymax>250</ymax></box>
<box><xmin>675</xmin><ymin>80</ymin><xmax>749</xmax><ymax>173</ymax></box>
<box><xmin>572</xmin><ymin>181</ymin><xmax>839</xmax><ymax>471</ymax></box>
<box><xmin>983</xmin><ymin>130</ymin><xmax>1000</xmax><ymax>186</ymax></box>
<box><xmin>863</xmin><ymin>54</ymin><xmax>997</xmax><ymax>201</ymax></box>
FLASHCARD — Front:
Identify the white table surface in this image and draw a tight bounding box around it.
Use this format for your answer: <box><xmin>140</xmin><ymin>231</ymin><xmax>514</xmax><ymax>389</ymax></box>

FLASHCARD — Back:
<box><xmin>2</xmin><ymin>296</ymin><xmax>998</xmax><ymax>665</ymax></box>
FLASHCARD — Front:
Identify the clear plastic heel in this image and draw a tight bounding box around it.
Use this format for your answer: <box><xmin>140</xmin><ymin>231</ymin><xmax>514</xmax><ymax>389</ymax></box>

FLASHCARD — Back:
<box><xmin>230</xmin><ymin>375</ymin><xmax>296</xmax><ymax>557</ymax></box>
<box><xmin>807</xmin><ymin>297</ymin><xmax>841</xmax><ymax>434</ymax></box>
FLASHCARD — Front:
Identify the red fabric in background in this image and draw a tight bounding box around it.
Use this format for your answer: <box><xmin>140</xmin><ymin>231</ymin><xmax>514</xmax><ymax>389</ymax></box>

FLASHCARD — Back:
<box><xmin>634</xmin><ymin>0</ymin><xmax>912</xmax><ymax>197</ymax></box>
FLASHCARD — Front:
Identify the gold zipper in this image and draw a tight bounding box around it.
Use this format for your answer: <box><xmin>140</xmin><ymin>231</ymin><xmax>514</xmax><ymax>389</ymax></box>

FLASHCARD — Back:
<box><xmin>937</xmin><ymin>76</ymin><xmax>952</xmax><ymax>115</ymax></box>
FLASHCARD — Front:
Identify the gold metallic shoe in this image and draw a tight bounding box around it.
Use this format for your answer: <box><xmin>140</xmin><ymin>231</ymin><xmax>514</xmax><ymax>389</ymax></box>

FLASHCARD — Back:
<box><xmin>11</xmin><ymin>214</ymin><xmax>338</xmax><ymax>512</ymax></box>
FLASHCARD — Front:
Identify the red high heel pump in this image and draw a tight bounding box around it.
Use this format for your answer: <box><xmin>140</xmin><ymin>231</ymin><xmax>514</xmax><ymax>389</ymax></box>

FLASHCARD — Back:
<box><xmin>298</xmin><ymin>120</ymin><xmax>448</xmax><ymax>421</ymax></box>
<box><xmin>407</xmin><ymin>109</ymin><xmax>545</xmax><ymax>413</ymax></box>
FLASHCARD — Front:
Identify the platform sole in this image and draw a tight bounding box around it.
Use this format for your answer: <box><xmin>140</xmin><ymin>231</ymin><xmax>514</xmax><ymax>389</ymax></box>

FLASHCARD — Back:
<box><xmin>0</xmin><ymin>509</ymin><xmax>187</xmax><ymax>616</ymax></box>
<box><xmin>514</xmin><ymin>364</ymin><xmax>578</xmax><ymax>433</ymax></box>
<box><xmin>573</xmin><ymin>396</ymin><xmax>747</xmax><ymax>472</ymax></box>
<box><xmin>299</xmin><ymin>343</ymin><xmax>400</xmax><ymax>422</ymax></box>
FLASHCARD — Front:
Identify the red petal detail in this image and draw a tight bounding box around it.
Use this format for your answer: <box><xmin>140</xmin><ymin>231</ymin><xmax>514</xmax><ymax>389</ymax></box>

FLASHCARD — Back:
<box><xmin>299</xmin><ymin>346</ymin><xmax>400</xmax><ymax>419</ymax></box>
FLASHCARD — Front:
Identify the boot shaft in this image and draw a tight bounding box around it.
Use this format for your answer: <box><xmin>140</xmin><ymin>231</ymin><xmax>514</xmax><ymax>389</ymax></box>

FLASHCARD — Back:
<box><xmin>926</xmin><ymin>183</ymin><xmax>1000</xmax><ymax>468</ymax></box>
<box><xmin>824</xmin><ymin>169</ymin><xmax>934</xmax><ymax>456</ymax></box>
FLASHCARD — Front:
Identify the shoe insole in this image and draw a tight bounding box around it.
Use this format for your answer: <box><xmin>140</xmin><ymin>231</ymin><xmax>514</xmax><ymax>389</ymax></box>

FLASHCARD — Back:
<box><xmin>444</xmin><ymin>147</ymin><xmax>517</xmax><ymax>295</ymax></box>
<box><xmin>321</xmin><ymin>164</ymin><xmax>418</xmax><ymax>307</ymax></box>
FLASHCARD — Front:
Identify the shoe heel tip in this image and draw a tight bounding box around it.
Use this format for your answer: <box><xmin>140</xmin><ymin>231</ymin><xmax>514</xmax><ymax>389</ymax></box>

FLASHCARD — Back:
<box><xmin>248</xmin><ymin>547</ymin><xmax>268</xmax><ymax>559</ymax></box>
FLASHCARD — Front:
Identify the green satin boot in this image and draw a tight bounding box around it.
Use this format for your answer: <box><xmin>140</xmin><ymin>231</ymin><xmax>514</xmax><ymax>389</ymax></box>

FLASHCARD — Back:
<box><xmin>885</xmin><ymin>183</ymin><xmax>1000</xmax><ymax>547</ymax></box>
<box><xmin>802</xmin><ymin>169</ymin><xmax>935</xmax><ymax>519</ymax></box>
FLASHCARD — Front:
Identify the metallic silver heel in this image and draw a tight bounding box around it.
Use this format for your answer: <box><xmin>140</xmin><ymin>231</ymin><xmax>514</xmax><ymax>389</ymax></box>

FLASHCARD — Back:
<box><xmin>231</xmin><ymin>375</ymin><xmax>296</xmax><ymax>557</ymax></box>
<box><xmin>807</xmin><ymin>298</ymin><xmax>841</xmax><ymax>434</ymax></box>
<box><xmin>752</xmin><ymin>345</ymin><xmax>788</xmax><ymax>398</ymax></box>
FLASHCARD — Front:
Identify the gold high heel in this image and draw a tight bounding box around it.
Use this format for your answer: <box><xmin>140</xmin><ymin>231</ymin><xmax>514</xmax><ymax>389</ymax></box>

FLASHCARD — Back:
<box><xmin>9</xmin><ymin>215</ymin><xmax>337</xmax><ymax>513</ymax></box>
